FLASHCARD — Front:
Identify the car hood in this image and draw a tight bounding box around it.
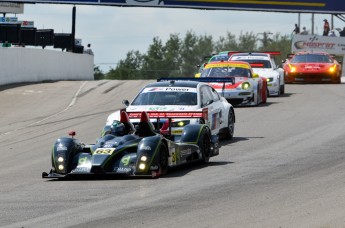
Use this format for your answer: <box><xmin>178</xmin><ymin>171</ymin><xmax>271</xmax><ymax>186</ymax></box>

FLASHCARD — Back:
<box><xmin>253</xmin><ymin>68</ymin><xmax>279</xmax><ymax>77</ymax></box>
<box><xmin>208</xmin><ymin>77</ymin><xmax>250</xmax><ymax>89</ymax></box>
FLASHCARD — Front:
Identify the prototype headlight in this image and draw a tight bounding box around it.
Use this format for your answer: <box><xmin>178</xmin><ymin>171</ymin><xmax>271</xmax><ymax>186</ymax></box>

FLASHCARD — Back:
<box><xmin>57</xmin><ymin>156</ymin><xmax>64</xmax><ymax>163</ymax></box>
<box><xmin>266</xmin><ymin>77</ymin><xmax>274</xmax><ymax>82</ymax></box>
<box><xmin>140</xmin><ymin>155</ymin><xmax>148</xmax><ymax>162</ymax></box>
<box><xmin>241</xmin><ymin>82</ymin><xmax>251</xmax><ymax>90</ymax></box>
<box><xmin>139</xmin><ymin>163</ymin><xmax>146</xmax><ymax>170</ymax></box>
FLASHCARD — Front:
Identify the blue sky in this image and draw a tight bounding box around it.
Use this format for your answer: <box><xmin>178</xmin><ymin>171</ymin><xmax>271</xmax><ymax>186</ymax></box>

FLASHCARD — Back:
<box><xmin>16</xmin><ymin>4</ymin><xmax>342</xmax><ymax>72</ymax></box>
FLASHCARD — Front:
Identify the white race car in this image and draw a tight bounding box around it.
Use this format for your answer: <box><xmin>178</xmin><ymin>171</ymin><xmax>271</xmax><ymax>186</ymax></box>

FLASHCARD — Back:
<box><xmin>106</xmin><ymin>79</ymin><xmax>235</xmax><ymax>140</ymax></box>
<box><xmin>229</xmin><ymin>52</ymin><xmax>285</xmax><ymax>96</ymax></box>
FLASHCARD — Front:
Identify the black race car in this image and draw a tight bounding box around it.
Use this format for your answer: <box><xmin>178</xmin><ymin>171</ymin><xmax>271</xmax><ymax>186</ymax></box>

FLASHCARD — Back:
<box><xmin>42</xmin><ymin>111</ymin><xmax>220</xmax><ymax>179</ymax></box>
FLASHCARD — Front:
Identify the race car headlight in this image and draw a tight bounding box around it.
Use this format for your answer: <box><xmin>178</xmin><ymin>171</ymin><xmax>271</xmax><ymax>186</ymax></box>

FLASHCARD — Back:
<box><xmin>57</xmin><ymin>156</ymin><xmax>64</xmax><ymax>163</ymax></box>
<box><xmin>139</xmin><ymin>163</ymin><xmax>146</xmax><ymax>170</ymax></box>
<box><xmin>140</xmin><ymin>155</ymin><xmax>148</xmax><ymax>162</ymax></box>
<box><xmin>58</xmin><ymin>165</ymin><xmax>64</xmax><ymax>171</ymax></box>
<box><xmin>329</xmin><ymin>64</ymin><xmax>337</xmax><ymax>73</ymax></box>
<box><xmin>171</xmin><ymin>120</ymin><xmax>190</xmax><ymax>127</ymax></box>
<box><xmin>288</xmin><ymin>64</ymin><xmax>296</xmax><ymax>73</ymax></box>
<box><xmin>266</xmin><ymin>77</ymin><xmax>274</xmax><ymax>82</ymax></box>
<box><xmin>241</xmin><ymin>82</ymin><xmax>251</xmax><ymax>90</ymax></box>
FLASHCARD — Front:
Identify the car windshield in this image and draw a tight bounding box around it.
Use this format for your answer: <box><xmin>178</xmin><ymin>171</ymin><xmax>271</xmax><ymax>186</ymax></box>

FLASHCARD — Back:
<box><xmin>209</xmin><ymin>55</ymin><xmax>229</xmax><ymax>62</ymax></box>
<box><xmin>131</xmin><ymin>91</ymin><xmax>197</xmax><ymax>106</ymax></box>
<box><xmin>237</xmin><ymin>59</ymin><xmax>272</xmax><ymax>68</ymax></box>
<box><xmin>200</xmin><ymin>66</ymin><xmax>251</xmax><ymax>78</ymax></box>
<box><xmin>291</xmin><ymin>54</ymin><xmax>333</xmax><ymax>63</ymax></box>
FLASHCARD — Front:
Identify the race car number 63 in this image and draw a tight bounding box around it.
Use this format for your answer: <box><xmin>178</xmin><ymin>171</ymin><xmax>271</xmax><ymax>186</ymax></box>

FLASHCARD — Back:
<box><xmin>94</xmin><ymin>148</ymin><xmax>115</xmax><ymax>155</ymax></box>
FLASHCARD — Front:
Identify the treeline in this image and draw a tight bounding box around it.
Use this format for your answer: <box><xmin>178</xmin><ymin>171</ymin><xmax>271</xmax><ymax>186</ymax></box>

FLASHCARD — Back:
<box><xmin>95</xmin><ymin>31</ymin><xmax>292</xmax><ymax>80</ymax></box>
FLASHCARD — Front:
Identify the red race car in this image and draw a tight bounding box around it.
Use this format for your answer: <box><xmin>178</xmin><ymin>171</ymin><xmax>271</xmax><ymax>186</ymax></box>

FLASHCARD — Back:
<box><xmin>284</xmin><ymin>52</ymin><xmax>342</xmax><ymax>84</ymax></box>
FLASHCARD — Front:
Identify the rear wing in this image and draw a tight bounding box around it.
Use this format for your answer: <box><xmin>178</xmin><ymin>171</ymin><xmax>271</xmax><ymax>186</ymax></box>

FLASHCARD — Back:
<box><xmin>157</xmin><ymin>77</ymin><xmax>234</xmax><ymax>83</ymax></box>
<box><xmin>127</xmin><ymin>110</ymin><xmax>208</xmax><ymax>136</ymax></box>
<box><xmin>157</xmin><ymin>77</ymin><xmax>235</xmax><ymax>98</ymax></box>
<box><xmin>127</xmin><ymin>111</ymin><xmax>205</xmax><ymax>119</ymax></box>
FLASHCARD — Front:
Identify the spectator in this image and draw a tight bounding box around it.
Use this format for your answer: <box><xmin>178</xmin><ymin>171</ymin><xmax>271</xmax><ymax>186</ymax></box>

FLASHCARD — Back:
<box><xmin>293</xmin><ymin>24</ymin><xmax>300</xmax><ymax>34</ymax></box>
<box><xmin>300</xmin><ymin>27</ymin><xmax>308</xmax><ymax>35</ymax></box>
<box><xmin>329</xmin><ymin>30</ymin><xmax>336</xmax><ymax>37</ymax></box>
<box><xmin>339</xmin><ymin>27</ymin><xmax>345</xmax><ymax>37</ymax></box>
<box><xmin>84</xmin><ymin>43</ymin><xmax>94</xmax><ymax>55</ymax></box>
<box><xmin>323</xmin><ymin>19</ymin><xmax>330</xmax><ymax>36</ymax></box>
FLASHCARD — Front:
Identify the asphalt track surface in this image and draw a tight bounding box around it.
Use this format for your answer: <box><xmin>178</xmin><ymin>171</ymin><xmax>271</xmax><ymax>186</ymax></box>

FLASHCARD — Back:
<box><xmin>1</xmin><ymin>79</ymin><xmax>345</xmax><ymax>228</ymax></box>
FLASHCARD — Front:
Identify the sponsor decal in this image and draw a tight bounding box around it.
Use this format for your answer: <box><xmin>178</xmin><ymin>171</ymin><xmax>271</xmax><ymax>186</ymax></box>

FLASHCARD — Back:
<box><xmin>78</xmin><ymin>157</ymin><xmax>88</xmax><ymax>165</ymax></box>
<box><xmin>141</xmin><ymin>145</ymin><xmax>151</xmax><ymax>150</ymax></box>
<box><xmin>180</xmin><ymin>148</ymin><xmax>192</xmax><ymax>156</ymax></box>
<box><xmin>121</xmin><ymin>155</ymin><xmax>131</xmax><ymax>166</ymax></box>
<box><xmin>143</xmin><ymin>87</ymin><xmax>197</xmax><ymax>93</ymax></box>
<box><xmin>148</xmin><ymin>106</ymin><xmax>168</xmax><ymax>111</ymax></box>
<box><xmin>71</xmin><ymin>167</ymin><xmax>90</xmax><ymax>173</ymax></box>
<box><xmin>150</xmin><ymin>165</ymin><xmax>159</xmax><ymax>170</ymax></box>
<box><xmin>57</xmin><ymin>144</ymin><xmax>67</xmax><ymax>151</ymax></box>
<box><xmin>116</xmin><ymin>167</ymin><xmax>131</xmax><ymax>173</ymax></box>
<box><xmin>206</xmin><ymin>63</ymin><xmax>250</xmax><ymax>69</ymax></box>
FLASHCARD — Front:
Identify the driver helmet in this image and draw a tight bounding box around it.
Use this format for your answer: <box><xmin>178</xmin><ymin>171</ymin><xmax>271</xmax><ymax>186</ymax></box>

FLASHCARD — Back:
<box><xmin>110</xmin><ymin>121</ymin><xmax>126</xmax><ymax>136</ymax></box>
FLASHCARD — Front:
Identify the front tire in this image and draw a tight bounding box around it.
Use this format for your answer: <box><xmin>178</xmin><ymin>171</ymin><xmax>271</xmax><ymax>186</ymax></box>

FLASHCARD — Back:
<box><xmin>158</xmin><ymin>143</ymin><xmax>169</xmax><ymax>176</ymax></box>
<box><xmin>198</xmin><ymin>128</ymin><xmax>211</xmax><ymax>164</ymax></box>
<box><xmin>224</xmin><ymin>109</ymin><xmax>235</xmax><ymax>140</ymax></box>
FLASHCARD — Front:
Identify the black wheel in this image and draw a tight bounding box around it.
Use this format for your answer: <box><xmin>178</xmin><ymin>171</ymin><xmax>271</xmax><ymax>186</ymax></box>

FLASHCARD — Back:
<box><xmin>224</xmin><ymin>109</ymin><xmax>235</xmax><ymax>140</ymax></box>
<box><xmin>198</xmin><ymin>128</ymin><xmax>211</xmax><ymax>164</ymax></box>
<box><xmin>158</xmin><ymin>143</ymin><xmax>169</xmax><ymax>176</ymax></box>
<box><xmin>280</xmin><ymin>84</ymin><xmax>285</xmax><ymax>95</ymax></box>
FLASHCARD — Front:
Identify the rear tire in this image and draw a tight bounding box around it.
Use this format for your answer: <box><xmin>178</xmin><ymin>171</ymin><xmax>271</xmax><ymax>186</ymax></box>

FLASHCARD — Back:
<box><xmin>198</xmin><ymin>128</ymin><xmax>211</xmax><ymax>164</ymax></box>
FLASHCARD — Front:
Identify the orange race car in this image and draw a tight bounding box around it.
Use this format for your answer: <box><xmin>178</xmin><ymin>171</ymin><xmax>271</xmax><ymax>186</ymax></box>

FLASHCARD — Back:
<box><xmin>284</xmin><ymin>52</ymin><xmax>342</xmax><ymax>84</ymax></box>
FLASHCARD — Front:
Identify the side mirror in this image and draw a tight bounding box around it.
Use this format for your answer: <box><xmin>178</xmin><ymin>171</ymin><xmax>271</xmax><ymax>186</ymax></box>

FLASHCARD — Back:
<box><xmin>206</xmin><ymin>100</ymin><xmax>214</xmax><ymax>106</ymax></box>
<box><xmin>122</xmin><ymin>100</ymin><xmax>130</xmax><ymax>107</ymax></box>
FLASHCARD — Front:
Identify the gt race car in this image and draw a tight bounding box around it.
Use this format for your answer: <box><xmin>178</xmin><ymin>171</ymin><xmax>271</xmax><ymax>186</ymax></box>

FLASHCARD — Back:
<box><xmin>198</xmin><ymin>61</ymin><xmax>267</xmax><ymax>106</ymax></box>
<box><xmin>106</xmin><ymin>79</ymin><xmax>235</xmax><ymax>141</ymax></box>
<box><xmin>229</xmin><ymin>52</ymin><xmax>285</xmax><ymax>96</ymax></box>
<box><xmin>195</xmin><ymin>51</ymin><xmax>240</xmax><ymax>78</ymax></box>
<box><xmin>42</xmin><ymin>111</ymin><xmax>220</xmax><ymax>179</ymax></box>
<box><xmin>284</xmin><ymin>52</ymin><xmax>342</xmax><ymax>84</ymax></box>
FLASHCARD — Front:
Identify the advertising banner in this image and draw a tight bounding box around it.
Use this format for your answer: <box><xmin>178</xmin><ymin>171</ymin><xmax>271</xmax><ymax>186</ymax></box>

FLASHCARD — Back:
<box><xmin>0</xmin><ymin>2</ymin><xmax>24</xmax><ymax>14</ymax></box>
<box><xmin>292</xmin><ymin>34</ymin><xmax>345</xmax><ymax>55</ymax></box>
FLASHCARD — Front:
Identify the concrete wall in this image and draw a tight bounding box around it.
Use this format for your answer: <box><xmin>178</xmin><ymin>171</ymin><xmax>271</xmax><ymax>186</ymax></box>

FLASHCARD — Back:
<box><xmin>0</xmin><ymin>47</ymin><xmax>94</xmax><ymax>86</ymax></box>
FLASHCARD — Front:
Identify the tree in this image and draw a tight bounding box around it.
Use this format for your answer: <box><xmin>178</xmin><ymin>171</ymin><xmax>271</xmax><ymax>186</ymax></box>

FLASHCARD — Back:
<box><xmin>180</xmin><ymin>31</ymin><xmax>214</xmax><ymax>77</ymax></box>
<box><xmin>94</xmin><ymin>66</ymin><xmax>104</xmax><ymax>80</ymax></box>
<box><xmin>214</xmin><ymin>32</ymin><xmax>238</xmax><ymax>52</ymax></box>
<box><xmin>106</xmin><ymin>50</ymin><xmax>144</xmax><ymax>79</ymax></box>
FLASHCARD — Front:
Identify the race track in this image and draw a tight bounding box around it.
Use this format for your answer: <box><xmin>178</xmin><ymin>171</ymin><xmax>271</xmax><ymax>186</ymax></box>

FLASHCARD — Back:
<box><xmin>1</xmin><ymin>80</ymin><xmax>345</xmax><ymax>228</ymax></box>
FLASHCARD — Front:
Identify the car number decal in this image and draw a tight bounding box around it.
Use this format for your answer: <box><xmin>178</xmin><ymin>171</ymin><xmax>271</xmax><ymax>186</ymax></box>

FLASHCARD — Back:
<box><xmin>93</xmin><ymin>148</ymin><xmax>115</xmax><ymax>155</ymax></box>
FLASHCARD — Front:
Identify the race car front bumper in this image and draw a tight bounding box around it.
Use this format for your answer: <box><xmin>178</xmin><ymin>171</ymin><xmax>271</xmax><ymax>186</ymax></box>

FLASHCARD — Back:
<box><xmin>220</xmin><ymin>90</ymin><xmax>255</xmax><ymax>106</ymax></box>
